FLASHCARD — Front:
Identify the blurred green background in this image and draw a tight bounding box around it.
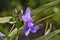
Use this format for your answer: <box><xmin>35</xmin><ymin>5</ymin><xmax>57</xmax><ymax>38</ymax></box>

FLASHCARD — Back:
<box><xmin>0</xmin><ymin>0</ymin><xmax>60</xmax><ymax>40</ymax></box>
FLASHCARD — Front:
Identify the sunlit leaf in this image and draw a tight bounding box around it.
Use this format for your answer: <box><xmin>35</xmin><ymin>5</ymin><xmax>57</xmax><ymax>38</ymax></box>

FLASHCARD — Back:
<box><xmin>45</xmin><ymin>23</ymin><xmax>52</xmax><ymax>36</ymax></box>
<box><xmin>45</xmin><ymin>22</ymin><xmax>49</xmax><ymax>35</ymax></box>
<box><xmin>0</xmin><ymin>17</ymin><xmax>12</xmax><ymax>23</ymax></box>
<box><xmin>8</xmin><ymin>21</ymin><xmax>17</xmax><ymax>24</ymax></box>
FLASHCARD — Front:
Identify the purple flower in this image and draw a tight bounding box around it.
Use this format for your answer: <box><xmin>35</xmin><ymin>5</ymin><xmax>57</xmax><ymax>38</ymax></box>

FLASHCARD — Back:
<box><xmin>22</xmin><ymin>7</ymin><xmax>33</xmax><ymax>23</ymax></box>
<box><xmin>0</xmin><ymin>33</ymin><xmax>4</xmax><ymax>40</ymax></box>
<box><xmin>21</xmin><ymin>7</ymin><xmax>39</xmax><ymax>36</ymax></box>
<box><xmin>24</xmin><ymin>23</ymin><xmax>39</xmax><ymax>36</ymax></box>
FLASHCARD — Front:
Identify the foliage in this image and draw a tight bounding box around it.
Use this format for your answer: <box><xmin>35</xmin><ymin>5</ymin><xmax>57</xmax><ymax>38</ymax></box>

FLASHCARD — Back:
<box><xmin>0</xmin><ymin>0</ymin><xmax>60</xmax><ymax>40</ymax></box>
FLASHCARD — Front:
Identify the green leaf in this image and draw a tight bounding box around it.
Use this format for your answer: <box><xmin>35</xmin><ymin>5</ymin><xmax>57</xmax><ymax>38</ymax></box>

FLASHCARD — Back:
<box><xmin>35</xmin><ymin>13</ymin><xmax>56</xmax><ymax>24</ymax></box>
<box><xmin>18</xmin><ymin>26</ymin><xmax>24</xmax><ymax>35</ymax></box>
<box><xmin>0</xmin><ymin>17</ymin><xmax>12</xmax><ymax>23</ymax></box>
<box><xmin>37</xmin><ymin>29</ymin><xmax>60</xmax><ymax>40</ymax></box>
<box><xmin>8</xmin><ymin>21</ymin><xmax>16</xmax><ymax>24</ymax></box>
<box><xmin>45</xmin><ymin>23</ymin><xmax>52</xmax><ymax>36</ymax></box>
<box><xmin>45</xmin><ymin>22</ymin><xmax>49</xmax><ymax>35</ymax></box>
<box><xmin>15</xmin><ymin>35</ymin><xmax>18</xmax><ymax>40</ymax></box>
<box><xmin>32</xmin><ymin>0</ymin><xmax>60</xmax><ymax>16</ymax></box>
<box><xmin>0</xmin><ymin>25</ymin><xmax>3</xmax><ymax>32</ymax></box>
<box><xmin>8</xmin><ymin>17</ymin><xmax>17</xmax><ymax>24</ymax></box>
<box><xmin>8</xmin><ymin>28</ymin><xmax>18</xmax><ymax>37</ymax></box>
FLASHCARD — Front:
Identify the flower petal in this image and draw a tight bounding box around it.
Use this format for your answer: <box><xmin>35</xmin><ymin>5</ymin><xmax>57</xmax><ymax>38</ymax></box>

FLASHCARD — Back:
<box><xmin>21</xmin><ymin>7</ymin><xmax>33</xmax><ymax>22</ymax></box>
<box><xmin>25</xmin><ymin>7</ymin><xmax>33</xmax><ymax>22</ymax></box>
<box><xmin>0</xmin><ymin>33</ymin><xmax>4</xmax><ymax>40</ymax></box>
<box><xmin>25</xmin><ymin>7</ymin><xmax>31</xmax><ymax>15</ymax></box>
<box><xmin>24</xmin><ymin>24</ymin><xmax>30</xmax><ymax>36</ymax></box>
<box><xmin>22</xmin><ymin>14</ymin><xmax>33</xmax><ymax>22</ymax></box>
<box><xmin>26</xmin><ymin>15</ymin><xmax>33</xmax><ymax>22</ymax></box>
<box><xmin>0</xmin><ymin>33</ymin><xmax>4</xmax><ymax>37</ymax></box>
<box><xmin>28</xmin><ymin>23</ymin><xmax>39</xmax><ymax>33</ymax></box>
<box><xmin>31</xmin><ymin>24</ymin><xmax>39</xmax><ymax>33</ymax></box>
<box><xmin>0</xmin><ymin>37</ymin><xmax>3</xmax><ymax>40</ymax></box>
<box><xmin>21</xmin><ymin>15</ymin><xmax>27</xmax><ymax>22</ymax></box>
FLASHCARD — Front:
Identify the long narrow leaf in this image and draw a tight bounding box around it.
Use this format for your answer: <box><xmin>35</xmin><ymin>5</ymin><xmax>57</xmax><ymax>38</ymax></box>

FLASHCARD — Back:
<box><xmin>32</xmin><ymin>0</ymin><xmax>60</xmax><ymax>16</ymax></box>
<box><xmin>36</xmin><ymin>29</ymin><xmax>60</xmax><ymax>40</ymax></box>
<box><xmin>45</xmin><ymin>23</ymin><xmax>52</xmax><ymax>36</ymax></box>
<box><xmin>44</xmin><ymin>22</ymin><xmax>49</xmax><ymax>35</ymax></box>
<box><xmin>35</xmin><ymin>13</ymin><xmax>56</xmax><ymax>24</ymax></box>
